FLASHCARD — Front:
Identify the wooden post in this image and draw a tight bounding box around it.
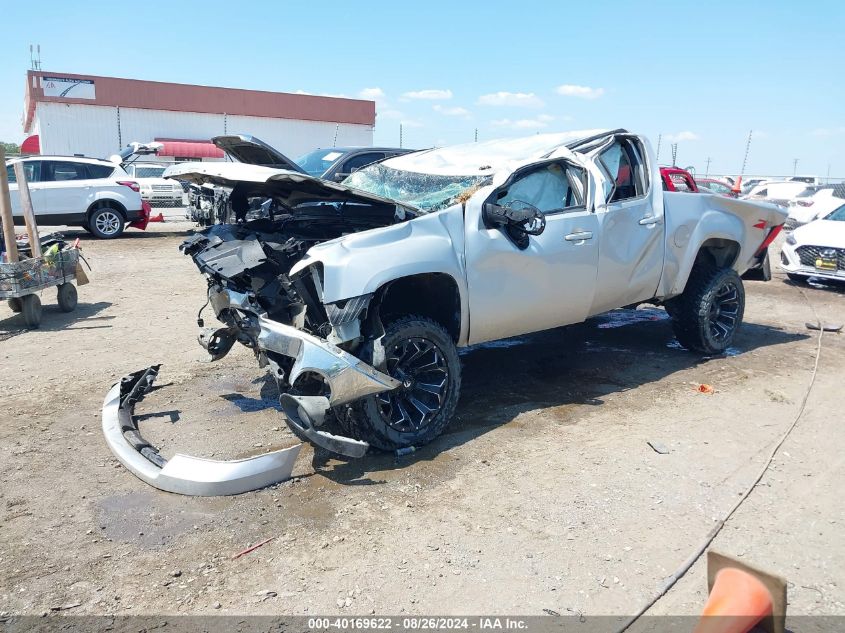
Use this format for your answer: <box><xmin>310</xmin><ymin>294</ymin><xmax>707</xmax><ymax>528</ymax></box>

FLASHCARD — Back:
<box><xmin>0</xmin><ymin>146</ymin><xmax>20</xmax><ymax>263</ymax></box>
<box><xmin>13</xmin><ymin>162</ymin><xmax>41</xmax><ymax>257</ymax></box>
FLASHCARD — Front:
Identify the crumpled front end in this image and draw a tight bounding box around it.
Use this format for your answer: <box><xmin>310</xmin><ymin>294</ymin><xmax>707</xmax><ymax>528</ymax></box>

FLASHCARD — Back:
<box><xmin>200</xmin><ymin>282</ymin><xmax>400</xmax><ymax>458</ymax></box>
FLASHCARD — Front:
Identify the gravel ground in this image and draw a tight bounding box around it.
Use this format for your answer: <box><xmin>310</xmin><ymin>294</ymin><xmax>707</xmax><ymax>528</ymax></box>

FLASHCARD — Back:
<box><xmin>1</xmin><ymin>221</ymin><xmax>843</xmax><ymax>623</ymax></box>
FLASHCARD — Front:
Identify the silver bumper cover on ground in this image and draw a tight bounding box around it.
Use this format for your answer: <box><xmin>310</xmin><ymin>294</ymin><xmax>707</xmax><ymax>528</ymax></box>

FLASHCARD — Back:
<box><xmin>102</xmin><ymin>366</ymin><xmax>302</xmax><ymax>496</ymax></box>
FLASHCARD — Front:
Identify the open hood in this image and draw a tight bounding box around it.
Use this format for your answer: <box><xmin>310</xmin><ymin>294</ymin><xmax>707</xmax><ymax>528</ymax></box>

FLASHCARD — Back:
<box><xmin>213</xmin><ymin>134</ymin><xmax>305</xmax><ymax>173</ymax></box>
<box><xmin>163</xmin><ymin>162</ymin><xmax>420</xmax><ymax>214</ymax></box>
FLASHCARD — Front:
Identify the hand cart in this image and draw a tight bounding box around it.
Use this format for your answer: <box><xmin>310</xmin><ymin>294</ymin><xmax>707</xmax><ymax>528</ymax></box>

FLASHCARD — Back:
<box><xmin>0</xmin><ymin>246</ymin><xmax>82</xmax><ymax>328</ymax></box>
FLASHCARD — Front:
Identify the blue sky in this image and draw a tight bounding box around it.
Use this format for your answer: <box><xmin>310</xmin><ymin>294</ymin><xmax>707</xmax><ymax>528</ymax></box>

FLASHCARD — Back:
<box><xmin>1</xmin><ymin>0</ymin><xmax>842</xmax><ymax>177</ymax></box>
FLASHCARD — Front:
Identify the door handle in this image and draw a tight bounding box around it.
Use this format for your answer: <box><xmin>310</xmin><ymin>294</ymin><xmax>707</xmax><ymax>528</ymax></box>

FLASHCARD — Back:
<box><xmin>564</xmin><ymin>231</ymin><xmax>593</xmax><ymax>242</ymax></box>
<box><xmin>639</xmin><ymin>215</ymin><xmax>661</xmax><ymax>226</ymax></box>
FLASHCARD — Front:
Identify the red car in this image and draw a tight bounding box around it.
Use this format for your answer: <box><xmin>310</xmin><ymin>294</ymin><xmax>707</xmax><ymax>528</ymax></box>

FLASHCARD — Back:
<box><xmin>695</xmin><ymin>178</ymin><xmax>739</xmax><ymax>198</ymax></box>
<box><xmin>660</xmin><ymin>167</ymin><xmax>699</xmax><ymax>192</ymax></box>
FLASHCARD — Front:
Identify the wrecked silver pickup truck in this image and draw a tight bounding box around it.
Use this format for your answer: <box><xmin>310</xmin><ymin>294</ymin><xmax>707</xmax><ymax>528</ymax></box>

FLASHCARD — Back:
<box><xmin>104</xmin><ymin>129</ymin><xmax>786</xmax><ymax>494</ymax></box>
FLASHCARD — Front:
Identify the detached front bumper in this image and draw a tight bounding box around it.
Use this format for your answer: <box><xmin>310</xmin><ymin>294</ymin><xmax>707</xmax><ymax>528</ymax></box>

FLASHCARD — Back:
<box><xmin>102</xmin><ymin>366</ymin><xmax>302</xmax><ymax>496</ymax></box>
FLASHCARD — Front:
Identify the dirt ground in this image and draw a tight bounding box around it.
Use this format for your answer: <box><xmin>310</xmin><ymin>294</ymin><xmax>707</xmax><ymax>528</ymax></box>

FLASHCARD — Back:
<box><xmin>1</xmin><ymin>221</ymin><xmax>843</xmax><ymax>622</ymax></box>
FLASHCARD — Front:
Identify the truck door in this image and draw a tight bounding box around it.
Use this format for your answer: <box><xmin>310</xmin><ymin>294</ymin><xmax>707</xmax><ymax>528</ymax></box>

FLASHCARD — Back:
<box><xmin>464</xmin><ymin>160</ymin><xmax>599</xmax><ymax>344</ymax></box>
<box><xmin>589</xmin><ymin>137</ymin><xmax>664</xmax><ymax>315</ymax></box>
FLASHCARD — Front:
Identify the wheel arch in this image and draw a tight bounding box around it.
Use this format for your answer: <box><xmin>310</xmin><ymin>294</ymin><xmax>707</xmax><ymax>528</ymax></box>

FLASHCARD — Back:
<box><xmin>371</xmin><ymin>273</ymin><xmax>463</xmax><ymax>343</ymax></box>
<box><xmin>87</xmin><ymin>198</ymin><xmax>127</xmax><ymax>220</ymax></box>
<box><xmin>669</xmin><ymin>236</ymin><xmax>743</xmax><ymax>298</ymax></box>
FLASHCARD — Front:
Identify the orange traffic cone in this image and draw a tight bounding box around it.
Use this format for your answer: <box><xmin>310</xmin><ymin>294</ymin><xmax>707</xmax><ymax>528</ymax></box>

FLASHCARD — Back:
<box><xmin>693</xmin><ymin>551</ymin><xmax>786</xmax><ymax>633</ymax></box>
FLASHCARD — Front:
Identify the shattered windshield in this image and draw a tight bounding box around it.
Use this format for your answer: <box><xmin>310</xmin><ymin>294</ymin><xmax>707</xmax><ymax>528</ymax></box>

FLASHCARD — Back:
<box><xmin>344</xmin><ymin>164</ymin><xmax>493</xmax><ymax>212</ymax></box>
<box><xmin>296</xmin><ymin>149</ymin><xmax>345</xmax><ymax>177</ymax></box>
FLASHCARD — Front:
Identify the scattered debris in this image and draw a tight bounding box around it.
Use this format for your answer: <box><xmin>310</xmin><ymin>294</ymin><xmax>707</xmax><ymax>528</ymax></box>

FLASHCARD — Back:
<box><xmin>49</xmin><ymin>603</ymin><xmax>81</xmax><ymax>612</ymax></box>
<box><xmin>648</xmin><ymin>441</ymin><xmax>670</xmax><ymax>455</ymax></box>
<box><xmin>542</xmin><ymin>609</ymin><xmax>560</xmax><ymax>616</ymax></box>
<box><xmin>232</xmin><ymin>536</ymin><xmax>275</xmax><ymax>560</ymax></box>
<box><xmin>697</xmin><ymin>384</ymin><xmax>715</xmax><ymax>394</ymax></box>
<box><xmin>805</xmin><ymin>322</ymin><xmax>843</xmax><ymax>332</ymax></box>
<box><xmin>255</xmin><ymin>590</ymin><xmax>277</xmax><ymax>602</ymax></box>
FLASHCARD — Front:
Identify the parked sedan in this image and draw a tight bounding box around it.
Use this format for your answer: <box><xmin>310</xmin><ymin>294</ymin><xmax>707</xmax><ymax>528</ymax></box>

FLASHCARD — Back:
<box><xmin>780</xmin><ymin>203</ymin><xmax>845</xmax><ymax>283</ymax></box>
<box><xmin>784</xmin><ymin>185</ymin><xmax>845</xmax><ymax>231</ymax></box>
<box><xmin>5</xmin><ymin>156</ymin><xmax>150</xmax><ymax>238</ymax></box>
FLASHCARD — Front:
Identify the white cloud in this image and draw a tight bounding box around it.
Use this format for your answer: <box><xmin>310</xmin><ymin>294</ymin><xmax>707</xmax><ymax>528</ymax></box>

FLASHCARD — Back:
<box><xmin>403</xmin><ymin>89</ymin><xmax>453</xmax><ymax>100</ymax></box>
<box><xmin>556</xmin><ymin>84</ymin><xmax>605</xmax><ymax>99</ymax></box>
<box><xmin>811</xmin><ymin>127</ymin><xmax>845</xmax><ymax>137</ymax></box>
<box><xmin>492</xmin><ymin>116</ymin><xmax>553</xmax><ymax>130</ymax></box>
<box><xmin>665</xmin><ymin>131</ymin><xmax>700</xmax><ymax>142</ymax></box>
<box><xmin>358</xmin><ymin>87</ymin><xmax>386</xmax><ymax>102</ymax></box>
<box><xmin>477</xmin><ymin>91</ymin><xmax>545</xmax><ymax>108</ymax></box>
<box><xmin>400</xmin><ymin>119</ymin><xmax>424</xmax><ymax>128</ymax></box>
<box><xmin>433</xmin><ymin>105</ymin><xmax>471</xmax><ymax>117</ymax></box>
<box><xmin>379</xmin><ymin>109</ymin><xmax>405</xmax><ymax>120</ymax></box>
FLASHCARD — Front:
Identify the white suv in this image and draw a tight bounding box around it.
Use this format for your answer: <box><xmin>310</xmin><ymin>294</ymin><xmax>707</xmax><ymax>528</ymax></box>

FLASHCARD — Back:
<box><xmin>5</xmin><ymin>156</ymin><xmax>149</xmax><ymax>239</ymax></box>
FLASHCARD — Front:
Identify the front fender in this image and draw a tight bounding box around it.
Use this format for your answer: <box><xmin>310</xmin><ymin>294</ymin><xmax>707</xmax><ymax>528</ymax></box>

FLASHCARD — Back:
<box><xmin>291</xmin><ymin>206</ymin><xmax>470</xmax><ymax>341</ymax></box>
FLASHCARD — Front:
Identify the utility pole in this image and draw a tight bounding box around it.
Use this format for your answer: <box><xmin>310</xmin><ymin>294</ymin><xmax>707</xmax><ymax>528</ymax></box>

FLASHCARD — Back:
<box><xmin>671</xmin><ymin>143</ymin><xmax>678</xmax><ymax>167</ymax></box>
<box><xmin>399</xmin><ymin>124</ymin><xmax>403</xmax><ymax>149</ymax></box>
<box><xmin>655</xmin><ymin>134</ymin><xmax>662</xmax><ymax>162</ymax></box>
<box><xmin>827</xmin><ymin>163</ymin><xmax>832</xmax><ymax>184</ymax></box>
<box><xmin>474</xmin><ymin>128</ymin><xmax>478</xmax><ymax>143</ymax></box>
<box><xmin>792</xmin><ymin>158</ymin><xmax>799</xmax><ymax>176</ymax></box>
<box><xmin>705</xmin><ymin>157</ymin><xmax>712</xmax><ymax>178</ymax></box>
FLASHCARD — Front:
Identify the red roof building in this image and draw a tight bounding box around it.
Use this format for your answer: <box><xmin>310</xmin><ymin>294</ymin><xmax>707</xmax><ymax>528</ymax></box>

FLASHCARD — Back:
<box><xmin>22</xmin><ymin>71</ymin><xmax>376</xmax><ymax>161</ymax></box>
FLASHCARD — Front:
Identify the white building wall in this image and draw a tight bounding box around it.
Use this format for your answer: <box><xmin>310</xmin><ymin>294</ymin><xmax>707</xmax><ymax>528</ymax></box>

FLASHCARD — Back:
<box><xmin>225</xmin><ymin>114</ymin><xmax>373</xmax><ymax>158</ymax></box>
<box><xmin>34</xmin><ymin>102</ymin><xmax>374</xmax><ymax>161</ymax></box>
<box><xmin>36</xmin><ymin>102</ymin><xmax>119</xmax><ymax>158</ymax></box>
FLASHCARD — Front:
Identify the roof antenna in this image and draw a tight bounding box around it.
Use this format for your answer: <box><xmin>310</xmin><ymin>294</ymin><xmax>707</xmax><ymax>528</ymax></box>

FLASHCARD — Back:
<box><xmin>333</xmin><ymin>123</ymin><xmax>339</xmax><ymax>147</ymax></box>
<box><xmin>29</xmin><ymin>44</ymin><xmax>42</xmax><ymax>70</ymax></box>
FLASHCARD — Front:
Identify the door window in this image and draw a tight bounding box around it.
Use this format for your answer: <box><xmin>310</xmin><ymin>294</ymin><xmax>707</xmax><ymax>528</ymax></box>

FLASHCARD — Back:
<box><xmin>343</xmin><ymin>153</ymin><xmax>386</xmax><ymax>174</ymax></box>
<box><xmin>86</xmin><ymin>164</ymin><xmax>116</xmax><ymax>179</ymax></box>
<box><xmin>496</xmin><ymin>162</ymin><xmax>584</xmax><ymax>213</ymax></box>
<box><xmin>599</xmin><ymin>139</ymin><xmax>648</xmax><ymax>202</ymax></box>
<box><xmin>43</xmin><ymin>161</ymin><xmax>89</xmax><ymax>182</ymax></box>
<box><xmin>6</xmin><ymin>161</ymin><xmax>41</xmax><ymax>184</ymax></box>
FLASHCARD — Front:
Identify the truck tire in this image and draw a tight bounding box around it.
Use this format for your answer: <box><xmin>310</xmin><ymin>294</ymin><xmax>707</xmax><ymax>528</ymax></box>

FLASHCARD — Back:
<box><xmin>88</xmin><ymin>207</ymin><xmax>125</xmax><ymax>239</ymax></box>
<box><xmin>7</xmin><ymin>298</ymin><xmax>23</xmax><ymax>313</ymax></box>
<box><xmin>668</xmin><ymin>266</ymin><xmax>745</xmax><ymax>355</ymax></box>
<box><xmin>346</xmin><ymin>315</ymin><xmax>461</xmax><ymax>451</ymax></box>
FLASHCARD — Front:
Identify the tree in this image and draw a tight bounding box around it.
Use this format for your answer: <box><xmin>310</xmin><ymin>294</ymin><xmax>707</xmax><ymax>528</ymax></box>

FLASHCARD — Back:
<box><xmin>2</xmin><ymin>142</ymin><xmax>21</xmax><ymax>155</ymax></box>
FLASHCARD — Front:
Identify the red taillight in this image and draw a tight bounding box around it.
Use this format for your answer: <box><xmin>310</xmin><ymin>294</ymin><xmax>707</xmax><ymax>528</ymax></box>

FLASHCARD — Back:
<box><xmin>755</xmin><ymin>224</ymin><xmax>784</xmax><ymax>257</ymax></box>
<box><xmin>117</xmin><ymin>180</ymin><xmax>140</xmax><ymax>193</ymax></box>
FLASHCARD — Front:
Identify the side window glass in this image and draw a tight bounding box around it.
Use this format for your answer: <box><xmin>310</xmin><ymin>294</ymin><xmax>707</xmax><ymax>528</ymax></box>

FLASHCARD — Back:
<box><xmin>44</xmin><ymin>161</ymin><xmax>88</xmax><ymax>182</ymax></box>
<box><xmin>86</xmin><ymin>164</ymin><xmax>116</xmax><ymax>179</ymax></box>
<box><xmin>497</xmin><ymin>163</ymin><xmax>583</xmax><ymax>213</ymax></box>
<box><xmin>7</xmin><ymin>161</ymin><xmax>41</xmax><ymax>183</ymax></box>
<box><xmin>599</xmin><ymin>140</ymin><xmax>645</xmax><ymax>202</ymax></box>
<box><xmin>344</xmin><ymin>153</ymin><xmax>385</xmax><ymax>174</ymax></box>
